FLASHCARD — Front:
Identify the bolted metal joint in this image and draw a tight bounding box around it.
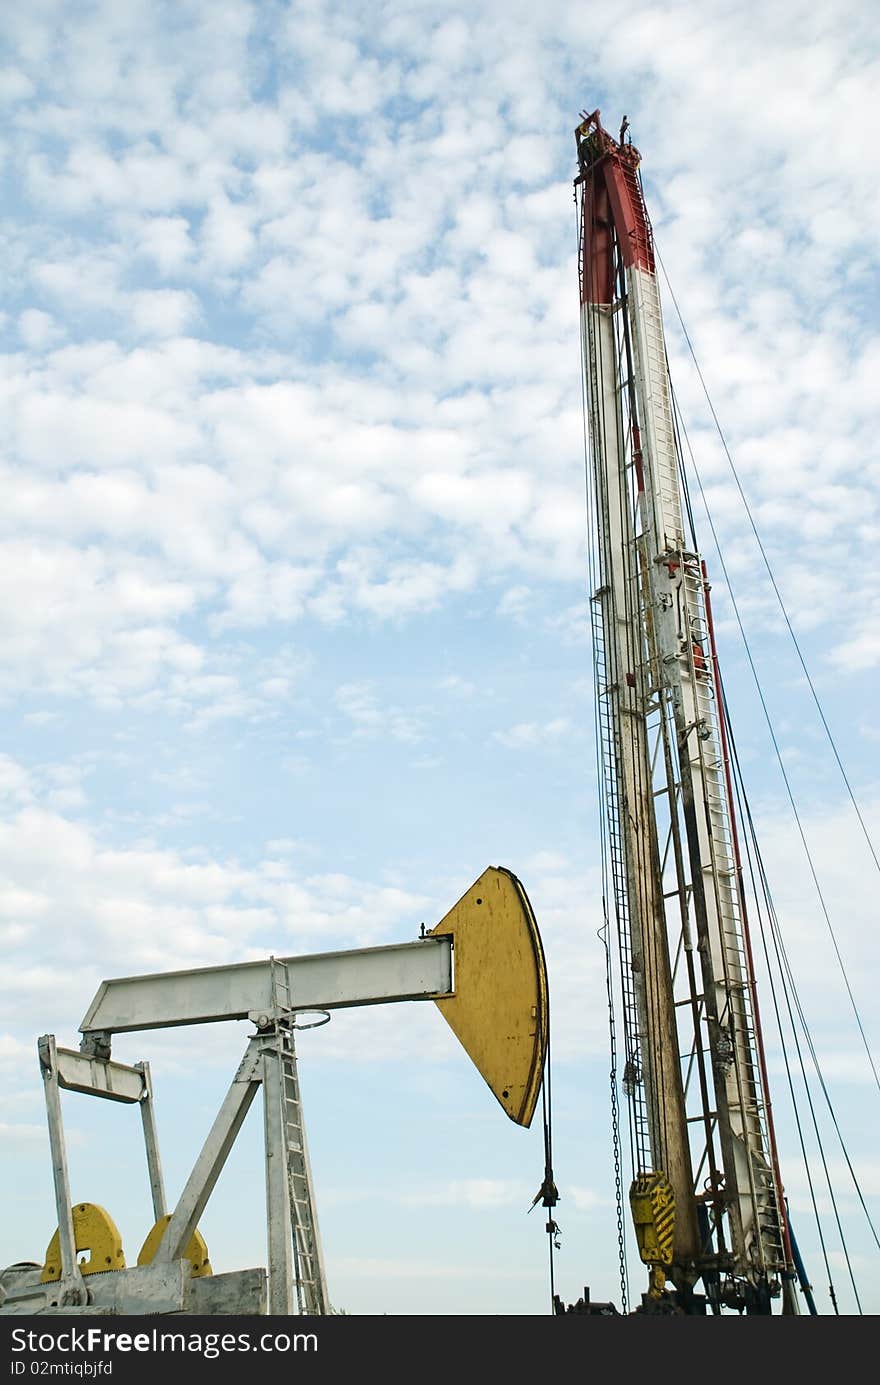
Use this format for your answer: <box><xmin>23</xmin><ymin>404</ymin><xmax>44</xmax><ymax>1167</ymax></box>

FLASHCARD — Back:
<box><xmin>79</xmin><ymin>1031</ymin><xmax>113</xmax><ymax>1061</ymax></box>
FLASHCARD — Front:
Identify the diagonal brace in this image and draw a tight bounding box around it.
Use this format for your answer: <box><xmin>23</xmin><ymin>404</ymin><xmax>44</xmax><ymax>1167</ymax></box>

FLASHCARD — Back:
<box><xmin>152</xmin><ymin>1039</ymin><xmax>263</xmax><ymax>1264</ymax></box>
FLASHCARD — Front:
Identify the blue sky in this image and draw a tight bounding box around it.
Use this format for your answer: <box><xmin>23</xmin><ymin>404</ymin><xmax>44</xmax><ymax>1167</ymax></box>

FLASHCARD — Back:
<box><xmin>1</xmin><ymin>0</ymin><xmax>878</xmax><ymax>1316</ymax></box>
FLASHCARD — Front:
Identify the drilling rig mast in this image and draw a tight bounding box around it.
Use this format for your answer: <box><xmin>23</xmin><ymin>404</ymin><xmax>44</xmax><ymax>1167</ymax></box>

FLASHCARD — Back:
<box><xmin>575</xmin><ymin>109</ymin><xmax>798</xmax><ymax>1314</ymax></box>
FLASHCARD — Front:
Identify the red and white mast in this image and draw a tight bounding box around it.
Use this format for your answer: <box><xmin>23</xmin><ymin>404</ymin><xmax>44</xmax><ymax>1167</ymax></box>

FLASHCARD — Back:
<box><xmin>576</xmin><ymin>110</ymin><xmax>795</xmax><ymax>1312</ymax></box>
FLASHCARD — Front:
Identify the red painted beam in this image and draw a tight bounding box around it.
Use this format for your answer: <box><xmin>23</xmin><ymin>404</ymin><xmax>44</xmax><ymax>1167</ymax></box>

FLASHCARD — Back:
<box><xmin>578</xmin><ymin>114</ymin><xmax>654</xmax><ymax>305</ymax></box>
<box><xmin>581</xmin><ymin>171</ymin><xmax>615</xmax><ymax>305</ymax></box>
<box><xmin>604</xmin><ymin>154</ymin><xmax>655</xmax><ymax>275</ymax></box>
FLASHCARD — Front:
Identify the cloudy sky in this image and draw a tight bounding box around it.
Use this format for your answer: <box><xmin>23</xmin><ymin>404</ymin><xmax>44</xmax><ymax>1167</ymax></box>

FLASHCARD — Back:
<box><xmin>1</xmin><ymin>0</ymin><xmax>878</xmax><ymax>1317</ymax></box>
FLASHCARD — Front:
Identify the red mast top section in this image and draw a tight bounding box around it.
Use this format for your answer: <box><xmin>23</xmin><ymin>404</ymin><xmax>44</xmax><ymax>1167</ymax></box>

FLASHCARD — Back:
<box><xmin>576</xmin><ymin>109</ymin><xmax>655</xmax><ymax>306</ymax></box>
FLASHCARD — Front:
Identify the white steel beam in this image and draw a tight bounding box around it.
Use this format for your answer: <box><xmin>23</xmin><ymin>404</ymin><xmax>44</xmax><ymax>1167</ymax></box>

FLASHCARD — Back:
<box><xmin>583</xmin><ymin>300</ymin><xmax>699</xmax><ymax>1264</ymax></box>
<box><xmin>53</xmin><ymin>1045</ymin><xmax>147</xmax><ymax>1103</ymax></box>
<box><xmin>262</xmin><ymin>1042</ymin><xmax>294</xmax><ymax>1316</ymax></box>
<box><xmin>152</xmin><ymin>1041</ymin><xmax>263</xmax><ymax>1265</ymax></box>
<box><xmin>80</xmin><ymin>938</ymin><xmax>453</xmax><ymax>1038</ymax></box>
<box><xmin>37</xmin><ymin>1037</ymin><xmax>79</xmax><ymax>1288</ymax></box>
<box><xmin>627</xmin><ymin>260</ymin><xmax>779</xmax><ymax>1269</ymax></box>
<box><xmin>136</xmin><ymin>1061</ymin><xmax>168</xmax><ymax>1221</ymax></box>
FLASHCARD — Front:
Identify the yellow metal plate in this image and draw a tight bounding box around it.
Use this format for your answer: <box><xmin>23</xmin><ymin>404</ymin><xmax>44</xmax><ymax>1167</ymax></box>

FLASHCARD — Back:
<box><xmin>430</xmin><ymin>866</ymin><xmax>548</xmax><ymax>1127</ymax></box>
<box><xmin>40</xmin><ymin>1202</ymin><xmax>125</xmax><ymax>1282</ymax></box>
<box><xmin>138</xmin><ymin>1215</ymin><xmax>213</xmax><ymax>1277</ymax></box>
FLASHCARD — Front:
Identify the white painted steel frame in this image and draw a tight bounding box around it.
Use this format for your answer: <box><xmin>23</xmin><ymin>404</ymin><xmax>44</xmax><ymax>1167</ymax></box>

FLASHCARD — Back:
<box><xmin>30</xmin><ymin>937</ymin><xmax>459</xmax><ymax>1317</ymax></box>
<box><xmin>80</xmin><ymin>938</ymin><xmax>453</xmax><ymax>1037</ymax></box>
<box><xmin>583</xmin><ymin>298</ymin><xmax>700</xmax><ymax>1268</ymax></box>
<box><xmin>38</xmin><ymin>1036</ymin><xmax>79</xmax><ymax>1288</ymax></box>
<box><xmin>625</xmin><ymin>260</ymin><xmax>785</xmax><ymax>1277</ymax></box>
<box><xmin>152</xmin><ymin>1040</ymin><xmax>263</xmax><ymax>1266</ymax></box>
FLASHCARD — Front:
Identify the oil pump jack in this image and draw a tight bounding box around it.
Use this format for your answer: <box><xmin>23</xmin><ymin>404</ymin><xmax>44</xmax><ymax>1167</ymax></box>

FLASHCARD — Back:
<box><xmin>0</xmin><ymin>868</ymin><xmax>548</xmax><ymax>1316</ymax></box>
<box><xmin>574</xmin><ymin>109</ymin><xmax>800</xmax><ymax>1315</ymax></box>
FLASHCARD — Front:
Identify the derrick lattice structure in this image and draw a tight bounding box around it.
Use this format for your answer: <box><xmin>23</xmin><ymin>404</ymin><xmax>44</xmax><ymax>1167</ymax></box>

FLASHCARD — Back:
<box><xmin>576</xmin><ymin>110</ymin><xmax>795</xmax><ymax>1313</ymax></box>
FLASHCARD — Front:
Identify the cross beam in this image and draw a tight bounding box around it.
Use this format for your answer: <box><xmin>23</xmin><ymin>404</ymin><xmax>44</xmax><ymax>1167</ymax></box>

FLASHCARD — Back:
<box><xmin>80</xmin><ymin>938</ymin><xmax>453</xmax><ymax>1039</ymax></box>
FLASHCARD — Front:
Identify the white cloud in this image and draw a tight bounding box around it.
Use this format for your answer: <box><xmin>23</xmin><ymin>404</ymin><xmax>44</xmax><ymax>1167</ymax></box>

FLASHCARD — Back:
<box><xmin>134</xmin><ymin>215</ymin><xmax>194</xmax><ymax>276</ymax></box>
<box><xmin>18</xmin><ymin>308</ymin><xmax>64</xmax><ymax>349</ymax></box>
<box><xmin>399</xmin><ymin>1178</ymin><xmax>531</xmax><ymax>1210</ymax></box>
<box><xmin>334</xmin><ymin>682</ymin><xmax>424</xmax><ymax>744</ymax></box>
<box><xmin>0</xmin><ymin>1122</ymin><xmax>47</xmax><ymax>1145</ymax></box>
<box><xmin>440</xmin><ymin>674</ymin><xmax>476</xmax><ymax>699</ymax></box>
<box><xmin>0</xmin><ymin>66</ymin><xmax>34</xmax><ymax>102</ymax></box>
<box><xmin>200</xmin><ymin>194</ymin><xmax>256</xmax><ymax>271</ymax></box>
<box><xmin>567</xmin><ymin>1186</ymin><xmax>606</xmax><ymax>1212</ymax></box>
<box><xmin>0</xmin><ymin>1034</ymin><xmax>34</xmax><ymax>1065</ymax></box>
<box><xmin>497</xmin><ymin>585</ymin><xmax>532</xmax><ymax>620</ymax></box>
<box><xmin>830</xmin><ymin>616</ymin><xmax>880</xmax><ymax>674</ymax></box>
<box><xmin>0</xmin><ymin>755</ymin><xmax>33</xmax><ymax>802</ymax></box>
<box><xmin>494</xmin><ymin>717</ymin><xmax>571</xmax><ymax>749</ymax></box>
<box><xmin>129</xmin><ymin>289</ymin><xmax>199</xmax><ymax>338</ymax></box>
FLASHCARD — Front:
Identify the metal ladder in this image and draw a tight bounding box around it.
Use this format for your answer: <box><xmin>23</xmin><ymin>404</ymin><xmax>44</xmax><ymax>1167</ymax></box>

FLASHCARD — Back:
<box><xmin>590</xmin><ymin>584</ymin><xmax>652</xmax><ymax>1175</ymax></box>
<box><xmin>584</xmin><ymin>293</ymin><xmax>655</xmax><ymax>1178</ymax></box>
<box><xmin>269</xmin><ymin>959</ymin><xmax>329</xmax><ymax>1314</ymax></box>
<box><xmin>678</xmin><ymin>562</ymin><xmax>785</xmax><ymax>1272</ymax></box>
